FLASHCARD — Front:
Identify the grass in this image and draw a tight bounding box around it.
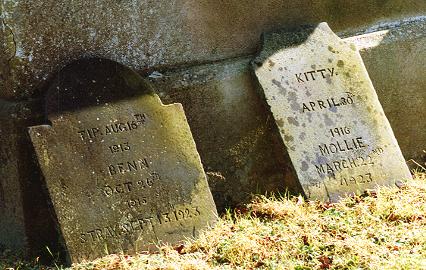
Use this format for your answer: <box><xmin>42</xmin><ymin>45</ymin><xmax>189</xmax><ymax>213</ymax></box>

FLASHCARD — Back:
<box><xmin>2</xmin><ymin>171</ymin><xmax>425</xmax><ymax>270</ymax></box>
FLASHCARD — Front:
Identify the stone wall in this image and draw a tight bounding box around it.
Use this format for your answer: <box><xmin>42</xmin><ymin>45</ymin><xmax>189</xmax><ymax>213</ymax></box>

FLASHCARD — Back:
<box><xmin>347</xmin><ymin>20</ymin><xmax>426</xmax><ymax>161</ymax></box>
<box><xmin>1</xmin><ymin>1</ymin><xmax>424</xmax><ymax>99</ymax></box>
<box><xmin>147</xmin><ymin>17</ymin><xmax>425</xmax><ymax>210</ymax></box>
<box><xmin>0</xmin><ymin>100</ymin><xmax>60</xmax><ymax>257</ymax></box>
<box><xmin>0</xmin><ymin>0</ymin><xmax>425</xmax><ymax>256</ymax></box>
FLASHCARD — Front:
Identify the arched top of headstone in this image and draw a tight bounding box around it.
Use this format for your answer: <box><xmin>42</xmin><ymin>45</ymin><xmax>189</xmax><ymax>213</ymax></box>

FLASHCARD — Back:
<box><xmin>46</xmin><ymin>58</ymin><xmax>154</xmax><ymax>117</ymax></box>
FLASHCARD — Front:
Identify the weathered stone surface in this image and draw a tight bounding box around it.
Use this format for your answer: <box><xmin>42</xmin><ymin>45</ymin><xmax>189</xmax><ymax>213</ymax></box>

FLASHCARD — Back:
<box><xmin>29</xmin><ymin>58</ymin><xmax>217</xmax><ymax>263</ymax></box>
<box><xmin>0</xmin><ymin>1</ymin><xmax>425</xmax><ymax>99</ymax></box>
<box><xmin>253</xmin><ymin>23</ymin><xmax>412</xmax><ymax>201</ymax></box>
<box><xmin>1</xmin><ymin>0</ymin><xmax>424</xmax><ymax>215</ymax></box>
<box><xmin>0</xmin><ymin>1</ymin><xmax>423</xmax><ymax>260</ymax></box>
<box><xmin>0</xmin><ymin>99</ymin><xmax>59</xmax><ymax>258</ymax></box>
<box><xmin>148</xmin><ymin>18</ymin><xmax>425</xmax><ymax>209</ymax></box>
<box><xmin>149</xmin><ymin>58</ymin><xmax>301</xmax><ymax>211</ymax></box>
<box><xmin>345</xmin><ymin>19</ymin><xmax>426</xmax><ymax>162</ymax></box>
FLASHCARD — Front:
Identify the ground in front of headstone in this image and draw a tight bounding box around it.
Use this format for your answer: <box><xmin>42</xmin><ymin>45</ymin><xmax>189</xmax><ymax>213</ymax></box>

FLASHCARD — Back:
<box><xmin>2</xmin><ymin>171</ymin><xmax>424</xmax><ymax>270</ymax></box>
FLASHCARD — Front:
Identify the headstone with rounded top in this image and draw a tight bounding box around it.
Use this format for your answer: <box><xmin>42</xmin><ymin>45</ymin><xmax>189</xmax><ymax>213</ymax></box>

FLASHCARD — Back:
<box><xmin>29</xmin><ymin>58</ymin><xmax>217</xmax><ymax>264</ymax></box>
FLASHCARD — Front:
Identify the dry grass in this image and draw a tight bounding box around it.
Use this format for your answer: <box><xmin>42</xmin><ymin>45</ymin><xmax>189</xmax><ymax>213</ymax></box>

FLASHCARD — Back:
<box><xmin>72</xmin><ymin>171</ymin><xmax>425</xmax><ymax>270</ymax></box>
<box><xmin>2</xmin><ymin>171</ymin><xmax>425</xmax><ymax>270</ymax></box>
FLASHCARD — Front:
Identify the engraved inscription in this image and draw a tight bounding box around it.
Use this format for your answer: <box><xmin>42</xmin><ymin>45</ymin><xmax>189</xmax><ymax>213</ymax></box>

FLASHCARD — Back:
<box><xmin>314</xmin><ymin>155</ymin><xmax>375</xmax><ymax>176</ymax></box>
<box><xmin>318</xmin><ymin>137</ymin><xmax>367</xmax><ymax>156</ymax></box>
<box><xmin>79</xmin><ymin>217</ymin><xmax>155</xmax><ymax>243</ymax></box>
<box><xmin>102</xmin><ymin>172</ymin><xmax>157</xmax><ymax>197</ymax></box>
<box><xmin>75</xmin><ymin>110</ymin><xmax>200</xmax><ymax>246</ymax></box>
<box><xmin>319</xmin><ymin>126</ymin><xmax>368</xmax><ymax>155</ymax></box>
<box><xmin>329</xmin><ymin>126</ymin><xmax>351</xmax><ymax>137</ymax></box>
<box><xmin>109</xmin><ymin>142</ymin><xmax>131</xmax><ymax>154</ymax></box>
<box><xmin>338</xmin><ymin>172</ymin><xmax>374</xmax><ymax>186</ymax></box>
<box><xmin>78</xmin><ymin>113</ymin><xmax>147</xmax><ymax>141</ymax></box>
<box><xmin>295</xmin><ymin>67</ymin><xmax>338</xmax><ymax>83</ymax></box>
<box><xmin>301</xmin><ymin>92</ymin><xmax>354</xmax><ymax>113</ymax></box>
<box><xmin>108</xmin><ymin>158</ymin><xmax>150</xmax><ymax>176</ymax></box>
<box><xmin>124</xmin><ymin>197</ymin><xmax>147</xmax><ymax>208</ymax></box>
<box><xmin>79</xmin><ymin>206</ymin><xmax>201</xmax><ymax>244</ymax></box>
<box><xmin>305</xmin><ymin>171</ymin><xmax>375</xmax><ymax>196</ymax></box>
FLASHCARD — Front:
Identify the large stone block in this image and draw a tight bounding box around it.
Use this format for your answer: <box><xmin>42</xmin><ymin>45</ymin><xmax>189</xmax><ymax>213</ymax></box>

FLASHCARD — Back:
<box><xmin>149</xmin><ymin>18</ymin><xmax>425</xmax><ymax>208</ymax></box>
<box><xmin>0</xmin><ymin>1</ymin><xmax>423</xmax><ymax>260</ymax></box>
<box><xmin>150</xmin><ymin>58</ymin><xmax>301</xmax><ymax>211</ymax></box>
<box><xmin>0</xmin><ymin>99</ymin><xmax>60</xmax><ymax>259</ymax></box>
<box><xmin>345</xmin><ymin>18</ymin><xmax>426</xmax><ymax>162</ymax></box>
<box><xmin>1</xmin><ymin>1</ymin><xmax>425</xmax><ymax>99</ymax></box>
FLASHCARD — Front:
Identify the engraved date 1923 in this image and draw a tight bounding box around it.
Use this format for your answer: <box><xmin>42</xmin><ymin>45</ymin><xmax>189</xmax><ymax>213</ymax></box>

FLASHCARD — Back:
<box><xmin>157</xmin><ymin>207</ymin><xmax>201</xmax><ymax>224</ymax></box>
<box><xmin>339</xmin><ymin>172</ymin><xmax>373</xmax><ymax>186</ymax></box>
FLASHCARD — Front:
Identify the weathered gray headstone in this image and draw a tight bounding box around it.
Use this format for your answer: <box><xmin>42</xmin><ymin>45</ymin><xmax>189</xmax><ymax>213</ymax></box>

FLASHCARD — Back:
<box><xmin>253</xmin><ymin>23</ymin><xmax>412</xmax><ymax>201</ymax></box>
<box><xmin>29</xmin><ymin>58</ymin><xmax>217</xmax><ymax>264</ymax></box>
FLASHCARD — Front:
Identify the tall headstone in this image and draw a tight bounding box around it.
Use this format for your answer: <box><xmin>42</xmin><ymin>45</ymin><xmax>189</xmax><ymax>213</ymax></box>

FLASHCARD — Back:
<box><xmin>253</xmin><ymin>23</ymin><xmax>412</xmax><ymax>201</ymax></box>
<box><xmin>29</xmin><ymin>58</ymin><xmax>217</xmax><ymax>264</ymax></box>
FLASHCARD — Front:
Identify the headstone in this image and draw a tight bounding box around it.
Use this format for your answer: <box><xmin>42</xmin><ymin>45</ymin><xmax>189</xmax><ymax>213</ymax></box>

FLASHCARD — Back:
<box><xmin>29</xmin><ymin>58</ymin><xmax>217</xmax><ymax>264</ymax></box>
<box><xmin>253</xmin><ymin>23</ymin><xmax>412</xmax><ymax>201</ymax></box>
